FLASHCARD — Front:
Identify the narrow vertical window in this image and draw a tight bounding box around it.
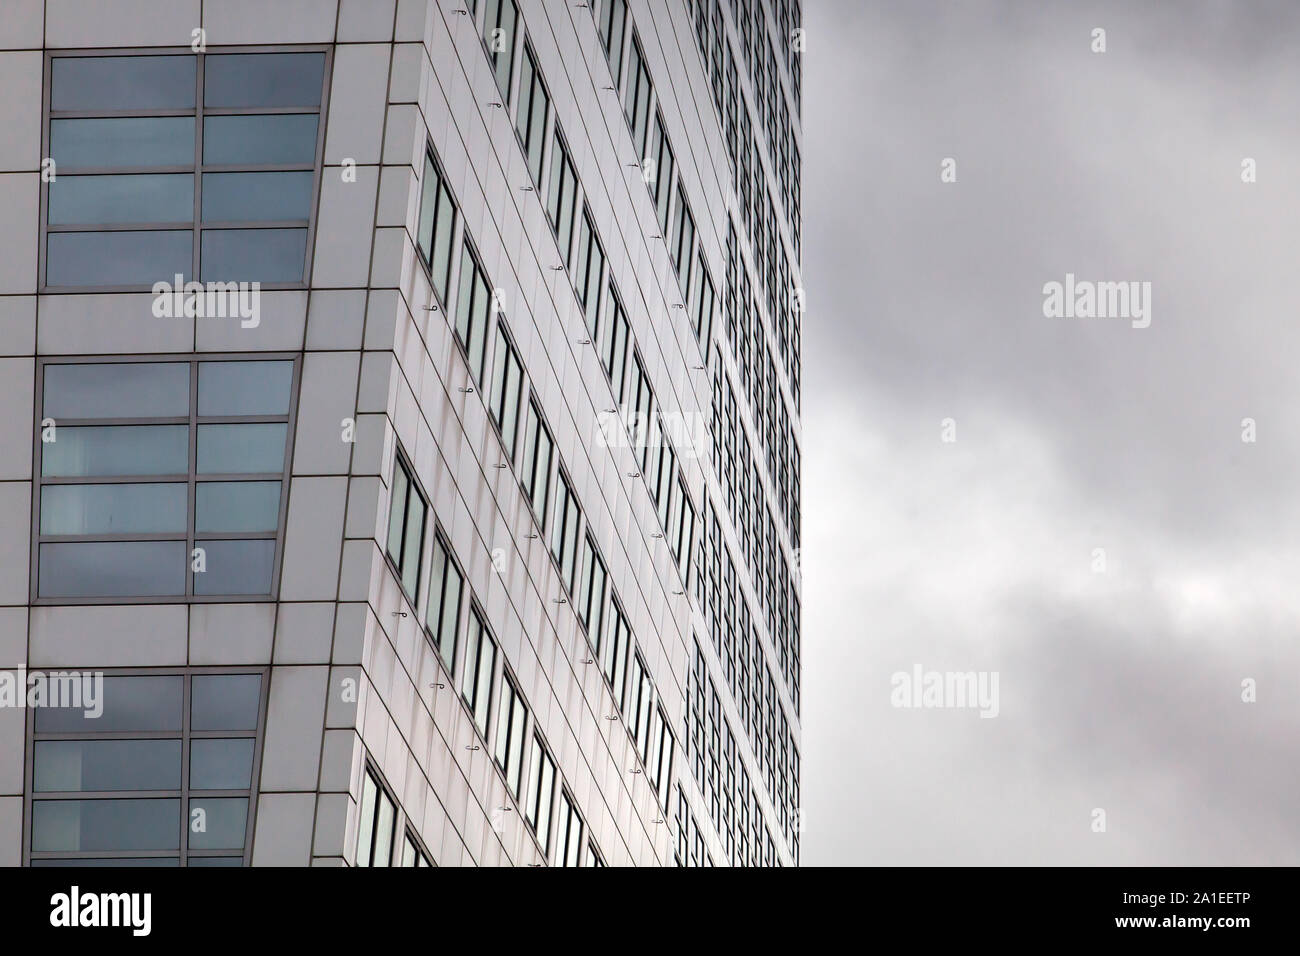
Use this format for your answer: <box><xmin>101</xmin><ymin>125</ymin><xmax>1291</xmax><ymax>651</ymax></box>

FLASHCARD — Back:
<box><xmin>482</xmin><ymin>0</ymin><xmax>519</xmax><ymax>100</ymax></box>
<box><xmin>416</xmin><ymin>150</ymin><xmax>458</xmax><ymax>306</ymax></box>
<box><xmin>549</xmin><ymin>472</ymin><xmax>582</xmax><ymax>594</ymax></box>
<box><xmin>460</xmin><ymin>607</ymin><xmax>497</xmax><ymax>737</ymax></box>
<box><xmin>487</xmin><ymin>321</ymin><xmax>523</xmax><ymax>460</ymax></box>
<box><xmin>598</xmin><ymin>0</ymin><xmax>627</xmax><ymax>81</ymax></box>
<box><xmin>546</xmin><ymin>129</ymin><xmax>577</xmax><ymax>264</ymax></box>
<box><xmin>520</xmin><ymin>398</ymin><xmax>554</xmax><ymax>528</ymax></box>
<box><xmin>602</xmin><ymin>599</ymin><xmax>630</xmax><ymax>710</ymax></box>
<box><xmin>514</xmin><ymin>43</ymin><xmax>550</xmax><ymax>186</ymax></box>
<box><xmin>622</xmin><ymin>35</ymin><xmax>652</xmax><ymax>159</ymax></box>
<box><xmin>454</xmin><ymin>243</ymin><xmax>491</xmax><ymax>385</ymax></box>
<box><xmin>385</xmin><ymin>453</ymin><xmax>426</xmax><ymax>602</ymax></box>
<box><xmin>599</xmin><ymin>280</ymin><xmax>630</xmax><ymax>401</ymax></box>
<box><xmin>524</xmin><ymin>734</ymin><xmax>556</xmax><ymax>853</ymax></box>
<box><xmin>424</xmin><ymin>534</ymin><xmax>463</xmax><ymax>673</ymax></box>
<box><xmin>493</xmin><ymin>673</ymin><xmax>529</xmax><ymax>798</ymax></box>
<box><xmin>577</xmin><ymin>535</ymin><xmax>607</xmax><ymax>648</ymax></box>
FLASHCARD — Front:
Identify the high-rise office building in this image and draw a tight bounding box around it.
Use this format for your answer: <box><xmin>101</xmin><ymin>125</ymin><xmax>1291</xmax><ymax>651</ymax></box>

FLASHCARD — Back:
<box><xmin>0</xmin><ymin>0</ymin><xmax>800</xmax><ymax>866</ymax></box>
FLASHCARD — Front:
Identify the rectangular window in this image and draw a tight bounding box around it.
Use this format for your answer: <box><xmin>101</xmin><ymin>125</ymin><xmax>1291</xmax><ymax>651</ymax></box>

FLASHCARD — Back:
<box><xmin>577</xmin><ymin>535</ymin><xmax>607</xmax><ymax>648</ymax></box>
<box><xmin>524</xmin><ymin>734</ymin><xmax>555</xmax><ymax>853</ymax></box>
<box><xmin>482</xmin><ymin>0</ymin><xmax>518</xmax><ymax>100</ymax></box>
<box><xmin>670</xmin><ymin>181</ymin><xmax>695</xmax><ymax>291</ymax></box>
<box><xmin>416</xmin><ymin>149</ymin><xmax>458</xmax><ymax>306</ymax></box>
<box><xmin>460</xmin><ymin>607</ymin><xmax>497</xmax><ymax>738</ymax></box>
<box><xmin>574</xmin><ymin>208</ymin><xmax>605</xmax><ymax>335</ymax></box>
<box><xmin>675</xmin><ymin>481</ymin><xmax>696</xmax><ymax>580</ymax></box>
<box><xmin>36</xmin><ymin>359</ymin><xmax>296</xmax><ymax>601</ymax></box>
<box><xmin>649</xmin><ymin>112</ymin><xmax>675</xmax><ymax>234</ymax></box>
<box><xmin>424</xmin><ymin>534</ymin><xmax>463</xmax><ymax>673</ymax></box>
<box><xmin>598</xmin><ymin>0</ymin><xmax>627</xmax><ymax>81</ymax></box>
<box><xmin>585</xmin><ymin>841</ymin><xmax>605</xmax><ymax>867</ymax></box>
<box><xmin>487</xmin><ymin>321</ymin><xmax>523</xmax><ymax>461</ymax></box>
<box><xmin>29</xmin><ymin>671</ymin><xmax>265</xmax><ymax>866</ymax></box>
<box><xmin>622</xmin><ymin>35</ymin><xmax>652</xmax><ymax>159</ymax></box>
<box><xmin>520</xmin><ymin>398</ymin><xmax>554</xmax><ymax>528</ymax></box>
<box><xmin>649</xmin><ymin>707</ymin><xmax>675</xmax><ymax>809</ymax></box>
<box><xmin>556</xmin><ymin>790</ymin><xmax>584</xmax><ymax>866</ymax></box>
<box><xmin>493</xmin><ymin>673</ymin><xmax>529</xmax><ymax>798</ymax></box>
<box><xmin>602</xmin><ymin>600</ymin><xmax>630</xmax><ymax>710</ymax></box>
<box><xmin>355</xmin><ymin>766</ymin><xmax>396</xmax><ymax>867</ymax></box>
<box><xmin>399</xmin><ymin>831</ymin><xmax>431</xmax><ymax>866</ymax></box>
<box><xmin>599</xmin><ymin>280</ymin><xmax>630</xmax><ymax>400</ymax></box>
<box><xmin>546</xmin><ymin>129</ymin><xmax>577</xmax><ymax>264</ymax></box>
<box><xmin>44</xmin><ymin>51</ymin><xmax>328</xmax><ymax>289</ymax></box>
<box><xmin>386</xmin><ymin>452</ymin><xmax>426</xmax><ymax>603</ymax></box>
<box><xmin>454</xmin><ymin>243</ymin><xmax>492</xmax><ymax>385</ymax></box>
<box><xmin>515</xmin><ymin>43</ymin><xmax>550</xmax><ymax>186</ymax></box>
<box><xmin>628</xmin><ymin>652</ymin><xmax>654</xmax><ymax>758</ymax></box>
<box><xmin>691</xmin><ymin>255</ymin><xmax>715</xmax><ymax>348</ymax></box>
<box><xmin>628</xmin><ymin>354</ymin><xmax>654</xmax><ymax>472</ymax></box>
<box><xmin>549</xmin><ymin>472</ymin><xmax>582</xmax><ymax>594</ymax></box>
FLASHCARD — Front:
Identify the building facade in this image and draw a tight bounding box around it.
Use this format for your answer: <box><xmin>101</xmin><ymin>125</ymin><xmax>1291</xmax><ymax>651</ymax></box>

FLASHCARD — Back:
<box><xmin>0</xmin><ymin>0</ymin><xmax>800</xmax><ymax>866</ymax></box>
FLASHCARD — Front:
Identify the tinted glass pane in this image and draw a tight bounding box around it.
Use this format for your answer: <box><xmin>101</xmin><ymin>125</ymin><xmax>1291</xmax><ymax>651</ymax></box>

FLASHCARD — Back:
<box><xmin>190</xmin><ymin>739</ymin><xmax>255</xmax><ymax>789</ymax></box>
<box><xmin>35</xmin><ymin>676</ymin><xmax>183</xmax><ymax>733</ymax></box>
<box><xmin>187</xmin><ymin>857</ymin><xmax>241</xmax><ymax>866</ymax></box>
<box><xmin>50</xmin><ymin>56</ymin><xmax>196</xmax><ymax>111</ymax></box>
<box><xmin>186</xmin><ymin>798</ymin><xmax>247</xmax><ymax>850</ymax></box>
<box><xmin>193</xmin><ymin>539</ymin><xmax>275</xmax><ymax>595</ymax></box>
<box><xmin>42</xmin><ymin>425</ymin><xmax>188</xmax><ymax>477</ymax></box>
<box><xmin>43</xmin><ymin>361</ymin><xmax>189</xmax><ymax>419</ymax></box>
<box><xmin>203</xmin><ymin>114</ymin><xmax>318</xmax><ymax>165</ymax></box>
<box><xmin>31</xmin><ymin>799</ymin><xmax>180</xmax><ymax>852</ymax></box>
<box><xmin>50</xmin><ymin>117</ymin><xmax>195</xmax><ymax>169</ymax></box>
<box><xmin>201</xmin><ymin>172</ymin><xmax>313</xmax><ymax>222</ymax></box>
<box><xmin>49</xmin><ymin>174</ymin><xmax>194</xmax><ymax>225</ymax></box>
<box><xmin>41</xmin><ymin>482</ymin><xmax>187</xmax><ymax>535</ymax></box>
<box><xmin>204</xmin><ymin>53</ymin><xmax>325</xmax><ymax>108</ymax></box>
<box><xmin>34</xmin><ymin>740</ymin><xmax>182</xmax><ymax>792</ymax></box>
<box><xmin>200</xmin><ymin>228</ymin><xmax>306</xmax><ymax>283</ymax></box>
<box><xmin>195</xmin><ymin>481</ymin><xmax>281</xmax><ymax>533</ymax></box>
<box><xmin>191</xmin><ymin>675</ymin><xmax>261</xmax><ymax>731</ymax></box>
<box><xmin>197</xmin><ymin>361</ymin><xmax>293</xmax><ymax>416</ymax></box>
<box><xmin>39</xmin><ymin>541</ymin><xmax>187</xmax><ymax>598</ymax></box>
<box><xmin>47</xmin><ymin>230</ymin><xmax>192</xmax><ymax>287</ymax></box>
<box><xmin>31</xmin><ymin>858</ymin><xmax>179</xmax><ymax>867</ymax></box>
<box><xmin>196</xmin><ymin>423</ymin><xmax>287</xmax><ymax>474</ymax></box>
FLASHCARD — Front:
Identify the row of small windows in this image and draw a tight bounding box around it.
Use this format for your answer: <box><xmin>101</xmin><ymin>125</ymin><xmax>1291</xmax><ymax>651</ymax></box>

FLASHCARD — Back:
<box><xmin>355</xmin><ymin>766</ymin><xmax>432</xmax><ymax>867</ymax></box>
<box><xmin>27</xmin><ymin>670</ymin><xmax>266</xmax><ymax>866</ymax></box>
<box><xmin>41</xmin><ymin>50</ymin><xmax>329</xmax><ymax>289</ymax></box>
<box><xmin>380</xmin><ymin>447</ymin><xmax>668</xmax><ymax>864</ymax></box>
<box><xmin>687</xmin><ymin>637</ymin><xmax>799</xmax><ymax>863</ymax></box>
<box><xmin>33</xmin><ymin>357</ymin><xmax>298</xmax><ymax>602</ymax></box>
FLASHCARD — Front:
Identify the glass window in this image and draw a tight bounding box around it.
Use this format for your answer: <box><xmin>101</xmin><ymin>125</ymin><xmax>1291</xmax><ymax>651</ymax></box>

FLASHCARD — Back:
<box><xmin>574</xmin><ymin>208</ymin><xmax>604</xmax><ymax>334</ymax></box>
<box><xmin>692</xmin><ymin>254</ymin><xmax>715</xmax><ymax>347</ymax></box>
<box><xmin>623</xmin><ymin>35</ymin><xmax>652</xmax><ymax>159</ymax></box>
<box><xmin>425</xmin><ymin>534</ymin><xmax>463</xmax><ymax>673</ymax></box>
<box><xmin>524</xmin><ymin>734</ymin><xmax>555</xmax><ymax>852</ymax></box>
<box><xmin>28</xmin><ymin>670</ymin><xmax>264</xmax><ymax>866</ymax></box>
<box><xmin>628</xmin><ymin>652</ymin><xmax>654</xmax><ymax>757</ymax></box>
<box><xmin>514</xmin><ymin>43</ymin><xmax>550</xmax><ymax>186</ymax></box>
<box><xmin>196</xmin><ymin>424</ymin><xmax>289</xmax><ymax>474</ymax></box>
<box><xmin>577</xmin><ymin>535</ymin><xmax>607</xmax><ymax>648</ymax></box>
<box><xmin>45</xmin><ymin>51</ymin><xmax>327</xmax><ymax>289</ymax></box>
<box><xmin>44</xmin><ymin>361</ymin><xmax>189</xmax><ymax>419</ymax></box>
<box><xmin>599</xmin><ymin>280</ymin><xmax>630</xmax><ymax>400</ymax></box>
<box><xmin>197</xmin><ymin>361</ymin><xmax>294</xmax><ymax>416</ymax></box>
<box><xmin>454</xmin><ymin>244</ymin><xmax>491</xmax><ymax>385</ymax></box>
<box><xmin>549</xmin><ymin>472</ymin><xmax>582</xmax><ymax>594</ymax></box>
<box><xmin>602</xmin><ymin>600</ymin><xmax>630</xmax><ymax>709</ymax></box>
<box><xmin>460</xmin><ymin>608</ymin><xmax>497</xmax><ymax>737</ymax></box>
<box><xmin>556</xmin><ymin>790</ymin><xmax>583</xmax><ymax>866</ymax></box>
<box><xmin>203</xmin><ymin>53</ymin><xmax>326</xmax><ymax>108</ymax></box>
<box><xmin>50</xmin><ymin>55</ymin><xmax>196</xmax><ymax>111</ymax></box>
<box><xmin>482</xmin><ymin>0</ymin><xmax>518</xmax><ymax>99</ymax></box>
<box><xmin>202</xmin><ymin>114</ymin><xmax>318</xmax><ymax>165</ymax></box>
<box><xmin>493</xmin><ymin>674</ymin><xmax>528</xmax><ymax>798</ymax></box>
<box><xmin>400</xmin><ymin>832</ymin><xmax>431</xmax><ymax>866</ymax></box>
<box><xmin>487</xmin><ymin>322</ymin><xmax>523</xmax><ymax>461</ymax></box>
<box><xmin>598</xmin><ymin>0</ymin><xmax>628</xmax><ymax>81</ymax></box>
<box><xmin>46</xmin><ymin>230</ymin><xmax>192</xmax><ymax>288</ymax></box>
<box><xmin>39</xmin><ymin>541</ymin><xmax>187</xmax><ymax>598</ymax></box>
<box><xmin>192</xmin><ymin>539</ymin><xmax>276</xmax><ymax>595</ymax></box>
<box><xmin>416</xmin><ymin>150</ymin><xmax>457</xmax><ymax>306</ymax></box>
<box><xmin>671</xmin><ymin>181</ymin><xmax>696</xmax><ymax>289</ymax></box>
<box><xmin>546</xmin><ymin>129</ymin><xmax>577</xmax><ymax>262</ymax></box>
<box><xmin>520</xmin><ymin>399</ymin><xmax>553</xmax><ymax>528</ymax></box>
<box><xmin>385</xmin><ymin>454</ymin><xmax>426</xmax><ymax>602</ymax></box>
<box><xmin>649</xmin><ymin>112</ymin><xmax>675</xmax><ymax>233</ymax></box>
<box><xmin>355</xmin><ymin>768</ymin><xmax>396</xmax><ymax>867</ymax></box>
<box><xmin>41</xmin><ymin>483</ymin><xmax>187</xmax><ymax>535</ymax></box>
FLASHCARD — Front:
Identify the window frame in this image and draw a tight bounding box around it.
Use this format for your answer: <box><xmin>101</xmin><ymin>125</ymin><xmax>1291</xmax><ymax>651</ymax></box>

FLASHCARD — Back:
<box><xmin>39</xmin><ymin>45</ymin><xmax>333</xmax><ymax>294</ymax></box>
<box><xmin>23</xmin><ymin>665</ymin><xmax>270</xmax><ymax>867</ymax></box>
<box><xmin>31</xmin><ymin>354</ymin><xmax>301</xmax><ymax>606</ymax></box>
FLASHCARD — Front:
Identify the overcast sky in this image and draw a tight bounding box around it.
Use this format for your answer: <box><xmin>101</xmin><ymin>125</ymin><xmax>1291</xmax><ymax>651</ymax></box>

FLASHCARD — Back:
<box><xmin>801</xmin><ymin>0</ymin><xmax>1300</xmax><ymax>865</ymax></box>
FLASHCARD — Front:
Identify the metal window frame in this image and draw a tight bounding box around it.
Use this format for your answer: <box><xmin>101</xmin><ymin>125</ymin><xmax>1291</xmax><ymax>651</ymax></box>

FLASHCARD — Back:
<box><xmin>415</xmin><ymin>143</ymin><xmax>460</xmax><ymax>308</ymax></box>
<box><xmin>486</xmin><ymin>316</ymin><xmax>524</xmax><ymax>465</ymax></box>
<box><xmin>31</xmin><ymin>353</ymin><xmax>301</xmax><ymax>605</ymax></box>
<box><xmin>384</xmin><ymin>446</ymin><xmax>427</xmax><ymax>607</ymax></box>
<box><xmin>23</xmin><ymin>665</ymin><xmax>270</xmax><ymax>867</ymax></box>
<box><xmin>39</xmin><ymin>45</ymin><xmax>332</xmax><ymax>294</ymax></box>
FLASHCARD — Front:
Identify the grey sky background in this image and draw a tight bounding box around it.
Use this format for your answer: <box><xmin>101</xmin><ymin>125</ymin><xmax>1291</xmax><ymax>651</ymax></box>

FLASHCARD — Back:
<box><xmin>801</xmin><ymin>0</ymin><xmax>1300</xmax><ymax>864</ymax></box>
